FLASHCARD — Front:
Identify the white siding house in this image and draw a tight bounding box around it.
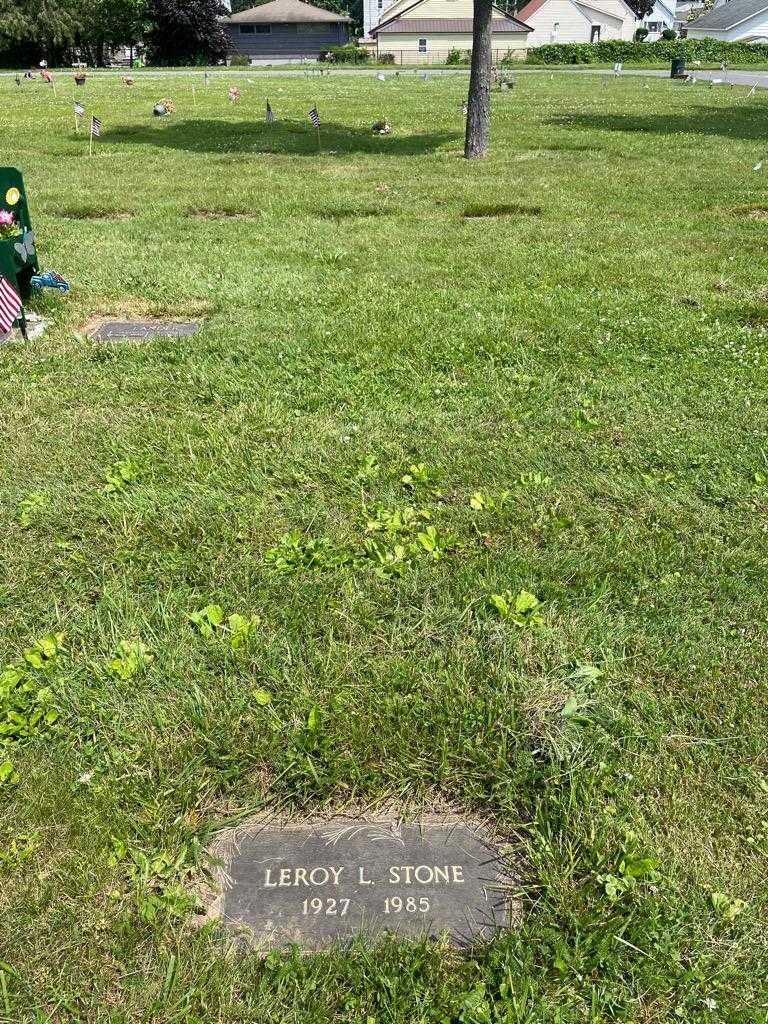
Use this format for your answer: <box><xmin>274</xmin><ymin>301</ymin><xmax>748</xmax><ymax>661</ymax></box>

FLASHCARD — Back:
<box><xmin>687</xmin><ymin>0</ymin><xmax>768</xmax><ymax>40</ymax></box>
<box><xmin>515</xmin><ymin>0</ymin><xmax>636</xmax><ymax>45</ymax></box>
<box><xmin>365</xmin><ymin>0</ymin><xmax>396</xmax><ymax>38</ymax></box>
<box><xmin>370</xmin><ymin>0</ymin><xmax>532</xmax><ymax>62</ymax></box>
<box><xmin>639</xmin><ymin>0</ymin><xmax>676</xmax><ymax>37</ymax></box>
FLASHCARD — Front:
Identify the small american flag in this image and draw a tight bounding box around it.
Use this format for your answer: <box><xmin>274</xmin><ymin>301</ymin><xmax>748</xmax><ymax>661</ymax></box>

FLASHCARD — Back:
<box><xmin>90</xmin><ymin>116</ymin><xmax>102</xmax><ymax>137</ymax></box>
<box><xmin>308</xmin><ymin>106</ymin><xmax>320</xmax><ymax>129</ymax></box>
<box><xmin>0</xmin><ymin>276</ymin><xmax>22</xmax><ymax>334</ymax></box>
<box><xmin>266</xmin><ymin>100</ymin><xmax>274</xmax><ymax>123</ymax></box>
<box><xmin>74</xmin><ymin>101</ymin><xmax>85</xmax><ymax>116</ymax></box>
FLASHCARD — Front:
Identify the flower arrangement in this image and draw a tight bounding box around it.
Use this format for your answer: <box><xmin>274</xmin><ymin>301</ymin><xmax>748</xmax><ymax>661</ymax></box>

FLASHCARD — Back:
<box><xmin>153</xmin><ymin>98</ymin><xmax>176</xmax><ymax>116</ymax></box>
<box><xmin>0</xmin><ymin>209</ymin><xmax>20</xmax><ymax>241</ymax></box>
<box><xmin>228</xmin><ymin>87</ymin><xmax>241</xmax><ymax>102</ymax></box>
<box><xmin>372</xmin><ymin>120</ymin><xmax>392</xmax><ymax>135</ymax></box>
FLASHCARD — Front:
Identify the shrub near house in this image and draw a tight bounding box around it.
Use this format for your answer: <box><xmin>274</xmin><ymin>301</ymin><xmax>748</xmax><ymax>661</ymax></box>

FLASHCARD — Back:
<box><xmin>524</xmin><ymin>36</ymin><xmax>768</xmax><ymax>61</ymax></box>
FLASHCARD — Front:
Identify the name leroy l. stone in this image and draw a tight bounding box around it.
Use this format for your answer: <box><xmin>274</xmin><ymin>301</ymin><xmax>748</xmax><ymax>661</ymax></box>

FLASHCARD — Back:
<box><xmin>263</xmin><ymin>864</ymin><xmax>467</xmax><ymax>888</ymax></box>
<box><xmin>209</xmin><ymin>818</ymin><xmax>516</xmax><ymax>949</ymax></box>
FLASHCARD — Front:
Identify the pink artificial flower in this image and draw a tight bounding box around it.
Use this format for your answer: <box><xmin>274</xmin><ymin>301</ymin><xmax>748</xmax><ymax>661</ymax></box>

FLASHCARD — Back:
<box><xmin>0</xmin><ymin>210</ymin><xmax>15</xmax><ymax>226</ymax></box>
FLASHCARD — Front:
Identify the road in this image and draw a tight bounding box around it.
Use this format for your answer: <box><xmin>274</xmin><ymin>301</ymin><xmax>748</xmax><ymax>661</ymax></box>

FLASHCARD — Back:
<box><xmin>2</xmin><ymin>66</ymin><xmax>768</xmax><ymax>87</ymax></box>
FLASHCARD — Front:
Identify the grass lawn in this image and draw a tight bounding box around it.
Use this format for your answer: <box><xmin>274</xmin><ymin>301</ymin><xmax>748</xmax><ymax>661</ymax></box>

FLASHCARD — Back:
<box><xmin>2</xmin><ymin>71</ymin><xmax>768</xmax><ymax>1022</ymax></box>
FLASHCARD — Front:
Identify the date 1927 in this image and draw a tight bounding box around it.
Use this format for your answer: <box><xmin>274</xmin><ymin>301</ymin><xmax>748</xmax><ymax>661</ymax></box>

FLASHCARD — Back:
<box><xmin>301</xmin><ymin>896</ymin><xmax>432</xmax><ymax>916</ymax></box>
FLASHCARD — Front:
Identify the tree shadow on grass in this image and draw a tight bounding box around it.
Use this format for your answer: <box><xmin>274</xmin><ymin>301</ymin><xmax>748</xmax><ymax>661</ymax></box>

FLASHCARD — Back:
<box><xmin>107</xmin><ymin>118</ymin><xmax>459</xmax><ymax>156</ymax></box>
<box><xmin>549</xmin><ymin>103</ymin><xmax>768</xmax><ymax>143</ymax></box>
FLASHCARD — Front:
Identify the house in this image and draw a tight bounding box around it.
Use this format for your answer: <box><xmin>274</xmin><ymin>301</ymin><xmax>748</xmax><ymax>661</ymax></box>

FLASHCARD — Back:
<box><xmin>365</xmin><ymin>0</ymin><xmax>395</xmax><ymax>37</ymax></box>
<box><xmin>674</xmin><ymin>0</ymin><xmax>705</xmax><ymax>33</ymax></box>
<box><xmin>370</xmin><ymin>0</ymin><xmax>532</xmax><ymax>63</ymax></box>
<box><xmin>223</xmin><ymin>0</ymin><xmax>351</xmax><ymax>64</ymax></box>
<box><xmin>687</xmin><ymin>0</ymin><xmax>768</xmax><ymax>41</ymax></box>
<box><xmin>638</xmin><ymin>0</ymin><xmax>676</xmax><ymax>38</ymax></box>
<box><xmin>514</xmin><ymin>0</ymin><xmax>636</xmax><ymax>45</ymax></box>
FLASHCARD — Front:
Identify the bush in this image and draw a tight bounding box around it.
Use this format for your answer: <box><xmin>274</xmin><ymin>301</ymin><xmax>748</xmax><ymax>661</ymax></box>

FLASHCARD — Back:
<box><xmin>661</xmin><ymin>28</ymin><xmax>677</xmax><ymax>39</ymax></box>
<box><xmin>320</xmin><ymin>44</ymin><xmax>370</xmax><ymax>63</ymax></box>
<box><xmin>229</xmin><ymin>54</ymin><xmax>249</xmax><ymax>66</ymax></box>
<box><xmin>378</xmin><ymin>52</ymin><xmax>395</xmax><ymax>64</ymax></box>
<box><xmin>525</xmin><ymin>38</ymin><xmax>768</xmax><ymax>65</ymax></box>
<box><xmin>635</xmin><ymin>27</ymin><xmax>649</xmax><ymax>41</ymax></box>
<box><xmin>446</xmin><ymin>48</ymin><xmax>465</xmax><ymax>65</ymax></box>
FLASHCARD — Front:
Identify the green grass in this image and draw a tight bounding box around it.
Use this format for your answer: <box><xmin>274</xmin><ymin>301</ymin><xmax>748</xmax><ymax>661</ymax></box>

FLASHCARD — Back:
<box><xmin>1</xmin><ymin>71</ymin><xmax>768</xmax><ymax>1022</ymax></box>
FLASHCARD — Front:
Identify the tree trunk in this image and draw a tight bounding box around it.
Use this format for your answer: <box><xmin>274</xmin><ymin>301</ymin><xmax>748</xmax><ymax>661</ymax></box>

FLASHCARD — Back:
<box><xmin>464</xmin><ymin>0</ymin><xmax>493</xmax><ymax>159</ymax></box>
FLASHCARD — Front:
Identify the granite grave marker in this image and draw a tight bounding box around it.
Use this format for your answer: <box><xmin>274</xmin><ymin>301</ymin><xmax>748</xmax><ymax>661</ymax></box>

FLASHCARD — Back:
<box><xmin>212</xmin><ymin>818</ymin><xmax>514</xmax><ymax>950</ymax></box>
<box><xmin>90</xmin><ymin>320</ymin><xmax>199</xmax><ymax>341</ymax></box>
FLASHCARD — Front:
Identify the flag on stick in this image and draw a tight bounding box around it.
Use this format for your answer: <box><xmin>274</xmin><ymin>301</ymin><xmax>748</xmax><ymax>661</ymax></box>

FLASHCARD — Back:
<box><xmin>309</xmin><ymin>104</ymin><xmax>321</xmax><ymax>150</ymax></box>
<box><xmin>89</xmin><ymin>115</ymin><xmax>101</xmax><ymax>156</ymax></box>
<box><xmin>0</xmin><ymin>276</ymin><xmax>22</xmax><ymax>335</ymax></box>
<box><xmin>74</xmin><ymin>100</ymin><xmax>85</xmax><ymax>133</ymax></box>
<box><xmin>266</xmin><ymin>100</ymin><xmax>274</xmax><ymax>123</ymax></box>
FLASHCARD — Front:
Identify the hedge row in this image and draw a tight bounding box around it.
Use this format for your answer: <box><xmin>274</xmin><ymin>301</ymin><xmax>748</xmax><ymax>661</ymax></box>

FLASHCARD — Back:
<box><xmin>521</xmin><ymin>38</ymin><xmax>768</xmax><ymax>65</ymax></box>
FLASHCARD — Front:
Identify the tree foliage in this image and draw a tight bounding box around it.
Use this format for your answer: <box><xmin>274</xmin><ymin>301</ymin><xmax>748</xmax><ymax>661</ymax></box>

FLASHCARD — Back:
<box><xmin>624</xmin><ymin>0</ymin><xmax>654</xmax><ymax>19</ymax></box>
<box><xmin>0</xmin><ymin>0</ymin><xmax>231</xmax><ymax>65</ymax></box>
<box><xmin>145</xmin><ymin>0</ymin><xmax>230</xmax><ymax>64</ymax></box>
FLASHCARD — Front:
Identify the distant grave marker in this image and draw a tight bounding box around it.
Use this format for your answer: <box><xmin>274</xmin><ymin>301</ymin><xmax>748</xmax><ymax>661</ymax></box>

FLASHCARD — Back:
<box><xmin>89</xmin><ymin>319</ymin><xmax>200</xmax><ymax>341</ymax></box>
<box><xmin>209</xmin><ymin>817</ymin><xmax>517</xmax><ymax>950</ymax></box>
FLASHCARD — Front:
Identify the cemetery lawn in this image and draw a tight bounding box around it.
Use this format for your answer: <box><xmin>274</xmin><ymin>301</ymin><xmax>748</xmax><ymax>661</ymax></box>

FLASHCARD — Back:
<box><xmin>2</xmin><ymin>71</ymin><xmax>768</xmax><ymax>1022</ymax></box>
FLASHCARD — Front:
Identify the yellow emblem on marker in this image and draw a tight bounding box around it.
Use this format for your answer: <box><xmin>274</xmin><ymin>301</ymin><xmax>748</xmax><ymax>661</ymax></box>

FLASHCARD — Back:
<box><xmin>5</xmin><ymin>187</ymin><xmax>20</xmax><ymax>205</ymax></box>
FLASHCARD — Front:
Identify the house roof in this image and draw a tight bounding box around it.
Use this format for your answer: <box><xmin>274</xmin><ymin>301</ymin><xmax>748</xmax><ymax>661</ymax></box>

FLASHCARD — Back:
<box><xmin>574</xmin><ymin>1</ymin><xmax>623</xmax><ymax>22</ymax></box>
<box><xmin>514</xmin><ymin>0</ymin><xmax>548</xmax><ymax>20</ymax></box>
<box><xmin>224</xmin><ymin>0</ymin><xmax>351</xmax><ymax>23</ymax></box>
<box><xmin>375</xmin><ymin>14</ymin><xmax>531</xmax><ymax>31</ymax></box>
<box><xmin>516</xmin><ymin>0</ymin><xmax>634</xmax><ymax>22</ymax></box>
<box><xmin>675</xmin><ymin>3</ymin><xmax>704</xmax><ymax>19</ymax></box>
<box><xmin>652</xmin><ymin>0</ymin><xmax>675</xmax><ymax>19</ymax></box>
<box><xmin>686</xmin><ymin>0</ymin><xmax>768</xmax><ymax>30</ymax></box>
<box><xmin>373</xmin><ymin>0</ymin><xmax>530</xmax><ymax>32</ymax></box>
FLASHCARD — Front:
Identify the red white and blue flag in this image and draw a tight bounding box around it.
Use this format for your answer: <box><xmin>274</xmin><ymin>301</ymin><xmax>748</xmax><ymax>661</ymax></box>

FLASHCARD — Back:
<box><xmin>0</xmin><ymin>276</ymin><xmax>21</xmax><ymax>333</ymax></box>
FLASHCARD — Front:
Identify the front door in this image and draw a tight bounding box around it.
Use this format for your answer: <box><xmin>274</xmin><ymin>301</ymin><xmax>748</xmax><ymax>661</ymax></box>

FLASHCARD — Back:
<box><xmin>590</xmin><ymin>24</ymin><xmax>601</xmax><ymax>41</ymax></box>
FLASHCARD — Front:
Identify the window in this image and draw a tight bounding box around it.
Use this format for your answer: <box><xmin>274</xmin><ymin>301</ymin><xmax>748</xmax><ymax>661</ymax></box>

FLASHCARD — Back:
<box><xmin>255</xmin><ymin>24</ymin><xmax>271</xmax><ymax>33</ymax></box>
<box><xmin>418</xmin><ymin>37</ymin><xmax>427</xmax><ymax>51</ymax></box>
<box><xmin>378</xmin><ymin>0</ymin><xmax>383</xmax><ymax>8</ymax></box>
<box><xmin>239</xmin><ymin>24</ymin><xmax>255</xmax><ymax>33</ymax></box>
<box><xmin>550</xmin><ymin>19</ymin><xmax>559</xmax><ymax>40</ymax></box>
<box><xmin>590</xmin><ymin>24</ymin><xmax>600</xmax><ymax>41</ymax></box>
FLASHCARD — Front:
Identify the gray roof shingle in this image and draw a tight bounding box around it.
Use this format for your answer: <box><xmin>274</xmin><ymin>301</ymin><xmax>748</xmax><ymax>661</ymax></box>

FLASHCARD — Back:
<box><xmin>687</xmin><ymin>0</ymin><xmax>768</xmax><ymax>31</ymax></box>
<box><xmin>224</xmin><ymin>0</ymin><xmax>351</xmax><ymax>23</ymax></box>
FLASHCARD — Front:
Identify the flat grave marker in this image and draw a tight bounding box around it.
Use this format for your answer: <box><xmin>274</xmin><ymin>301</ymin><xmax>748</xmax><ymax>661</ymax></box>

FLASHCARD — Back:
<box><xmin>89</xmin><ymin>320</ymin><xmax>200</xmax><ymax>341</ymax></box>
<box><xmin>211</xmin><ymin>817</ymin><xmax>516</xmax><ymax>950</ymax></box>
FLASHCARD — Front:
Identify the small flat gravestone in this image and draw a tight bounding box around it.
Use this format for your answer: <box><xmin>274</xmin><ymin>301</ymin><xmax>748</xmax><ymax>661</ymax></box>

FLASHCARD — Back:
<box><xmin>90</xmin><ymin>320</ymin><xmax>199</xmax><ymax>341</ymax></box>
<box><xmin>211</xmin><ymin>818</ymin><xmax>515</xmax><ymax>950</ymax></box>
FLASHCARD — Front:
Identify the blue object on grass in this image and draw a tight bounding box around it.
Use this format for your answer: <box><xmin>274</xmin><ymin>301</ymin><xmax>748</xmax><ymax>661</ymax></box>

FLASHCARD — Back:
<box><xmin>31</xmin><ymin>270</ymin><xmax>70</xmax><ymax>291</ymax></box>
